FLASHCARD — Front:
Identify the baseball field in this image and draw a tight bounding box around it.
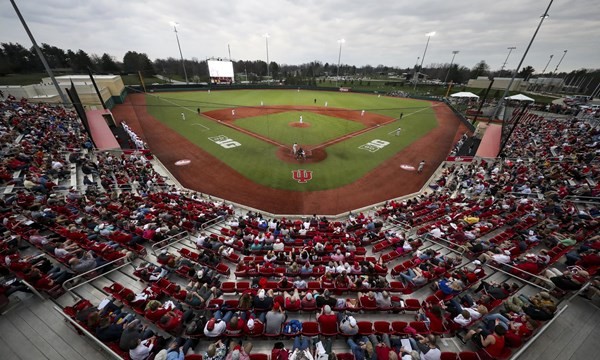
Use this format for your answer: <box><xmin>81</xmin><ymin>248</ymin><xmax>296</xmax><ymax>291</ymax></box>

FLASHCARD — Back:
<box><xmin>113</xmin><ymin>89</ymin><xmax>467</xmax><ymax>214</ymax></box>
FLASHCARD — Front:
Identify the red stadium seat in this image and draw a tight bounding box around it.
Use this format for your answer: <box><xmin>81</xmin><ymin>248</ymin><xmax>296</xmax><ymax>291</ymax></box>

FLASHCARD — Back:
<box><xmin>249</xmin><ymin>354</ymin><xmax>269</xmax><ymax>360</ymax></box>
<box><xmin>373</xmin><ymin>321</ymin><xmax>391</xmax><ymax>335</ymax></box>
<box><xmin>357</xmin><ymin>321</ymin><xmax>374</xmax><ymax>335</ymax></box>
<box><xmin>440</xmin><ymin>352</ymin><xmax>459</xmax><ymax>360</ymax></box>
<box><xmin>215</xmin><ymin>263</ymin><xmax>231</xmax><ymax>276</ymax></box>
<box><xmin>409</xmin><ymin>321</ymin><xmax>430</xmax><ymax>335</ymax></box>
<box><xmin>403</xmin><ymin>298</ymin><xmax>422</xmax><ymax>311</ymax></box>
<box><xmin>458</xmin><ymin>352</ymin><xmax>480</xmax><ymax>360</ymax></box>
<box><xmin>221</xmin><ymin>282</ymin><xmax>236</xmax><ymax>294</ymax></box>
<box><xmin>235</xmin><ymin>281</ymin><xmax>250</xmax><ymax>293</ymax></box>
<box><xmin>336</xmin><ymin>353</ymin><xmax>355</xmax><ymax>360</ymax></box>
<box><xmin>391</xmin><ymin>321</ymin><xmax>408</xmax><ymax>335</ymax></box>
<box><xmin>359</xmin><ymin>295</ymin><xmax>378</xmax><ymax>311</ymax></box>
<box><xmin>301</xmin><ymin>321</ymin><xmax>320</xmax><ymax>337</ymax></box>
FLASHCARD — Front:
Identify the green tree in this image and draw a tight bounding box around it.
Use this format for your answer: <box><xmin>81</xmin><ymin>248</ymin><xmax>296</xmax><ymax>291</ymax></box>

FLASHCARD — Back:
<box><xmin>100</xmin><ymin>53</ymin><xmax>120</xmax><ymax>73</ymax></box>
<box><xmin>470</xmin><ymin>60</ymin><xmax>490</xmax><ymax>79</ymax></box>
<box><xmin>68</xmin><ymin>49</ymin><xmax>94</xmax><ymax>72</ymax></box>
<box><xmin>518</xmin><ymin>65</ymin><xmax>535</xmax><ymax>80</ymax></box>
<box><xmin>123</xmin><ymin>51</ymin><xmax>154</xmax><ymax>75</ymax></box>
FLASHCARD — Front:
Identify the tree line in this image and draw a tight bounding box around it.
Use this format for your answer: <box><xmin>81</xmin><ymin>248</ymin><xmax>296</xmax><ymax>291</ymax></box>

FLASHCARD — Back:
<box><xmin>1</xmin><ymin>42</ymin><xmax>599</xmax><ymax>94</ymax></box>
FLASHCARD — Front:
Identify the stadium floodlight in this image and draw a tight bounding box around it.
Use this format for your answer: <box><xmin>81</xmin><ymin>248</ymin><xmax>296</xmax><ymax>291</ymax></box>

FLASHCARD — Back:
<box><xmin>414</xmin><ymin>31</ymin><xmax>435</xmax><ymax>90</ymax></box>
<box><xmin>500</xmin><ymin>47</ymin><xmax>516</xmax><ymax>72</ymax></box>
<box><xmin>264</xmin><ymin>33</ymin><xmax>270</xmax><ymax>78</ymax></box>
<box><xmin>444</xmin><ymin>50</ymin><xmax>460</xmax><ymax>84</ymax></box>
<box><xmin>496</xmin><ymin>0</ymin><xmax>555</xmax><ymax>153</ymax></box>
<box><xmin>336</xmin><ymin>39</ymin><xmax>345</xmax><ymax>87</ymax></box>
<box><xmin>170</xmin><ymin>21</ymin><xmax>189</xmax><ymax>84</ymax></box>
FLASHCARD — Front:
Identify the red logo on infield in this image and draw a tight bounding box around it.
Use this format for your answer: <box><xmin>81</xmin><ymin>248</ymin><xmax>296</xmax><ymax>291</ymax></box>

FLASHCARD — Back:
<box><xmin>292</xmin><ymin>169</ymin><xmax>313</xmax><ymax>183</ymax></box>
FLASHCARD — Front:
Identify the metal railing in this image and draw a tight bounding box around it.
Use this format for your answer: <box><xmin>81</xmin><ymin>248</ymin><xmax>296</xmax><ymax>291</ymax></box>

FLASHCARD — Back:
<box><xmin>388</xmin><ymin>218</ymin><xmax>412</xmax><ymax>232</ymax></box>
<box><xmin>53</xmin><ymin>306</ymin><xmax>123</xmax><ymax>360</ymax></box>
<box><xmin>423</xmin><ymin>234</ymin><xmax>465</xmax><ymax>255</ymax></box>
<box><xmin>201</xmin><ymin>214</ymin><xmax>227</xmax><ymax>229</ymax></box>
<box><xmin>62</xmin><ymin>255</ymin><xmax>136</xmax><ymax>299</ymax></box>
<box><xmin>563</xmin><ymin>195</ymin><xmax>600</xmax><ymax>205</ymax></box>
<box><xmin>485</xmin><ymin>262</ymin><xmax>555</xmax><ymax>292</ymax></box>
<box><xmin>150</xmin><ymin>231</ymin><xmax>189</xmax><ymax>256</ymax></box>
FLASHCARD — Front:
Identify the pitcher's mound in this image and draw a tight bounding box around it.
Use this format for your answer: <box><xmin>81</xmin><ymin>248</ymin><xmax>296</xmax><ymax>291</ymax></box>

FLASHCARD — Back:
<box><xmin>276</xmin><ymin>147</ymin><xmax>327</xmax><ymax>163</ymax></box>
<box><xmin>289</xmin><ymin>122</ymin><xmax>311</xmax><ymax>128</ymax></box>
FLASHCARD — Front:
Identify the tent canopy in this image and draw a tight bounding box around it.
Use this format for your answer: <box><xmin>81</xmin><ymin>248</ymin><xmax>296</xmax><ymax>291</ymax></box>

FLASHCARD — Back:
<box><xmin>450</xmin><ymin>91</ymin><xmax>480</xmax><ymax>99</ymax></box>
<box><xmin>505</xmin><ymin>93</ymin><xmax>535</xmax><ymax>102</ymax></box>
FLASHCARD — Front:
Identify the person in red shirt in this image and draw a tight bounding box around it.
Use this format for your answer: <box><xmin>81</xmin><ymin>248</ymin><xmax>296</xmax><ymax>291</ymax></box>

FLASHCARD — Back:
<box><xmin>158</xmin><ymin>310</ymin><xmax>183</xmax><ymax>332</ymax></box>
<box><xmin>145</xmin><ymin>301</ymin><xmax>168</xmax><ymax>322</ymax></box>
<box><xmin>420</xmin><ymin>305</ymin><xmax>445</xmax><ymax>333</ymax></box>
<box><xmin>316</xmin><ymin>305</ymin><xmax>338</xmax><ymax>334</ymax></box>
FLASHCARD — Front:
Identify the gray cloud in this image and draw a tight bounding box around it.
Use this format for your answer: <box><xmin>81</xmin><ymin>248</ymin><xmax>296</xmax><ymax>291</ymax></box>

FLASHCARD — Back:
<box><xmin>1</xmin><ymin>0</ymin><xmax>598</xmax><ymax>72</ymax></box>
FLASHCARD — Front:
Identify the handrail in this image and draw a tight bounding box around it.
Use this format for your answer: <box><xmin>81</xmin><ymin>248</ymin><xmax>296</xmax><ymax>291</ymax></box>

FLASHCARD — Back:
<box><xmin>150</xmin><ymin>231</ymin><xmax>189</xmax><ymax>256</ymax></box>
<box><xmin>62</xmin><ymin>255</ymin><xmax>135</xmax><ymax>299</ymax></box>
<box><xmin>21</xmin><ymin>279</ymin><xmax>46</xmax><ymax>301</ymax></box>
<box><xmin>563</xmin><ymin>195</ymin><xmax>600</xmax><ymax>205</ymax></box>
<box><xmin>53</xmin><ymin>306</ymin><xmax>123</xmax><ymax>360</ymax></box>
<box><xmin>510</xmin><ymin>304</ymin><xmax>569</xmax><ymax>360</ymax></box>
<box><xmin>485</xmin><ymin>263</ymin><xmax>555</xmax><ymax>291</ymax></box>
<box><xmin>423</xmin><ymin>234</ymin><xmax>465</xmax><ymax>255</ymax></box>
<box><xmin>201</xmin><ymin>214</ymin><xmax>226</xmax><ymax>230</ymax></box>
<box><xmin>388</xmin><ymin>218</ymin><xmax>412</xmax><ymax>232</ymax></box>
<box><xmin>508</xmin><ymin>192</ymin><xmax>544</xmax><ymax>200</ymax></box>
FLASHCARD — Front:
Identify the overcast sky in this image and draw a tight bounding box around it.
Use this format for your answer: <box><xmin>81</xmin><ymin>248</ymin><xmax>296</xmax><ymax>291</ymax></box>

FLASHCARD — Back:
<box><xmin>1</xmin><ymin>0</ymin><xmax>599</xmax><ymax>73</ymax></box>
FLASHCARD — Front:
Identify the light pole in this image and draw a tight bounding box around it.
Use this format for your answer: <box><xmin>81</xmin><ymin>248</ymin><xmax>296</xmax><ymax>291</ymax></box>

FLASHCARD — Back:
<box><xmin>444</xmin><ymin>50</ymin><xmax>459</xmax><ymax>84</ymax></box>
<box><xmin>10</xmin><ymin>0</ymin><xmax>69</xmax><ymax>105</ymax></box>
<box><xmin>493</xmin><ymin>0</ymin><xmax>554</xmax><ymax>123</ymax></box>
<box><xmin>497</xmin><ymin>0</ymin><xmax>555</xmax><ymax>153</ymax></box>
<box><xmin>414</xmin><ymin>31</ymin><xmax>435</xmax><ymax>90</ymax></box>
<box><xmin>170</xmin><ymin>22</ymin><xmax>188</xmax><ymax>84</ymax></box>
<box><xmin>551</xmin><ymin>50</ymin><xmax>568</xmax><ymax>92</ymax></box>
<box><xmin>500</xmin><ymin>47</ymin><xmax>516</xmax><ymax>72</ymax></box>
<box><xmin>336</xmin><ymin>39</ymin><xmax>345</xmax><ymax>87</ymax></box>
<box><xmin>264</xmin><ymin>33</ymin><xmax>270</xmax><ymax>78</ymax></box>
<box><xmin>541</xmin><ymin>54</ymin><xmax>554</xmax><ymax>75</ymax></box>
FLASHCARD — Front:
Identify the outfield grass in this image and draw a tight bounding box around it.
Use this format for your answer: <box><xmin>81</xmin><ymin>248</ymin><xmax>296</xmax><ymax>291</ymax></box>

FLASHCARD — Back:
<box><xmin>145</xmin><ymin>89</ymin><xmax>437</xmax><ymax>191</ymax></box>
<box><xmin>234</xmin><ymin>111</ymin><xmax>365</xmax><ymax>146</ymax></box>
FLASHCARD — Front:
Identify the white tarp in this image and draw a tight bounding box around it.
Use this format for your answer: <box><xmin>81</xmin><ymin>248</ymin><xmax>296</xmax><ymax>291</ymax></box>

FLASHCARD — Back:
<box><xmin>450</xmin><ymin>91</ymin><xmax>480</xmax><ymax>99</ymax></box>
<box><xmin>505</xmin><ymin>93</ymin><xmax>535</xmax><ymax>102</ymax></box>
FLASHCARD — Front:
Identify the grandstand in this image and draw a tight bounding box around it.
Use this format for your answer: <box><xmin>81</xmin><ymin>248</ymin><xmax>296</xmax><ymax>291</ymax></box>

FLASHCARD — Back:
<box><xmin>0</xmin><ymin>91</ymin><xmax>599</xmax><ymax>360</ymax></box>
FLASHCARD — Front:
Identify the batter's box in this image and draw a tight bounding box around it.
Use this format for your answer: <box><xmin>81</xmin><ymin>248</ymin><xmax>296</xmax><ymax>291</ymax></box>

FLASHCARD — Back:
<box><xmin>359</xmin><ymin>139</ymin><xmax>389</xmax><ymax>153</ymax></box>
<box><xmin>359</xmin><ymin>144</ymin><xmax>380</xmax><ymax>152</ymax></box>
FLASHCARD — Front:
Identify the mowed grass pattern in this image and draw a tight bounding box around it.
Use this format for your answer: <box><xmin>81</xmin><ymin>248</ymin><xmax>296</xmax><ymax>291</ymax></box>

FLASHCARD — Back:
<box><xmin>234</xmin><ymin>111</ymin><xmax>365</xmax><ymax>146</ymax></box>
<box><xmin>144</xmin><ymin>90</ymin><xmax>437</xmax><ymax>191</ymax></box>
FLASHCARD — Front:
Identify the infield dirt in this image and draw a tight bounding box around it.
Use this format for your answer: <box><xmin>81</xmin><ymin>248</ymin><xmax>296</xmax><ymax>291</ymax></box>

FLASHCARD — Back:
<box><xmin>112</xmin><ymin>94</ymin><xmax>468</xmax><ymax>215</ymax></box>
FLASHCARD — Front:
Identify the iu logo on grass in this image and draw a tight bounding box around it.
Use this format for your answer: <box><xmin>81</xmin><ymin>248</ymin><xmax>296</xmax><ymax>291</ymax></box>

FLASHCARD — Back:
<box><xmin>292</xmin><ymin>169</ymin><xmax>313</xmax><ymax>183</ymax></box>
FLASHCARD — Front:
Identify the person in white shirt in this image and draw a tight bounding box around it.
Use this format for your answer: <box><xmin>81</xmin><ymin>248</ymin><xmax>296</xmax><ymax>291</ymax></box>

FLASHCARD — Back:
<box><xmin>129</xmin><ymin>336</ymin><xmax>155</xmax><ymax>360</ymax></box>
<box><xmin>204</xmin><ymin>318</ymin><xmax>226</xmax><ymax>337</ymax></box>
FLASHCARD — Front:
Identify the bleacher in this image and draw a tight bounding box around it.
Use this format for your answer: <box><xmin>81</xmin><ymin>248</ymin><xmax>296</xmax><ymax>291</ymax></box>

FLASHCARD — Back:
<box><xmin>0</xmin><ymin>95</ymin><xmax>599</xmax><ymax>360</ymax></box>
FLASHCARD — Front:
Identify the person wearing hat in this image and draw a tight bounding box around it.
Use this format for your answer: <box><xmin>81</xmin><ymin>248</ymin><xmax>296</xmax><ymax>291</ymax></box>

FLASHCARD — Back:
<box><xmin>317</xmin><ymin>305</ymin><xmax>338</xmax><ymax>334</ymax></box>
<box><xmin>273</xmin><ymin>238</ymin><xmax>285</xmax><ymax>252</ymax></box>
<box><xmin>339</xmin><ymin>315</ymin><xmax>359</xmax><ymax>335</ymax></box>
<box><xmin>253</xmin><ymin>289</ymin><xmax>274</xmax><ymax>318</ymax></box>
<box><xmin>225</xmin><ymin>342</ymin><xmax>252</xmax><ymax>360</ymax></box>
<box><xmin>301</xmin><ymin>292</ymin><xmax>316</xmax><ymax>309</ymax></box>
<box><xmin>204</xmin><ymin>316</ymin><xmax>227</xmax><ymax>337</ymax></box>
<box><xmin>265</xmin><ymin>302</ymin><xmax>287</xmax><ymax>335</ymax></box>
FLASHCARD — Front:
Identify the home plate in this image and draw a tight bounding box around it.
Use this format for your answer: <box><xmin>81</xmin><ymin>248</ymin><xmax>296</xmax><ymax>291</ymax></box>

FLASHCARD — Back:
<box><xmin>400</xmin><ymin>164</ymin><xmax>416</xmax><ymax>171</ymax></box>
<box><xmin>175</xmin><ymin>159</ymin><xmax>191</xmax><ymax>166</ymax></box>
